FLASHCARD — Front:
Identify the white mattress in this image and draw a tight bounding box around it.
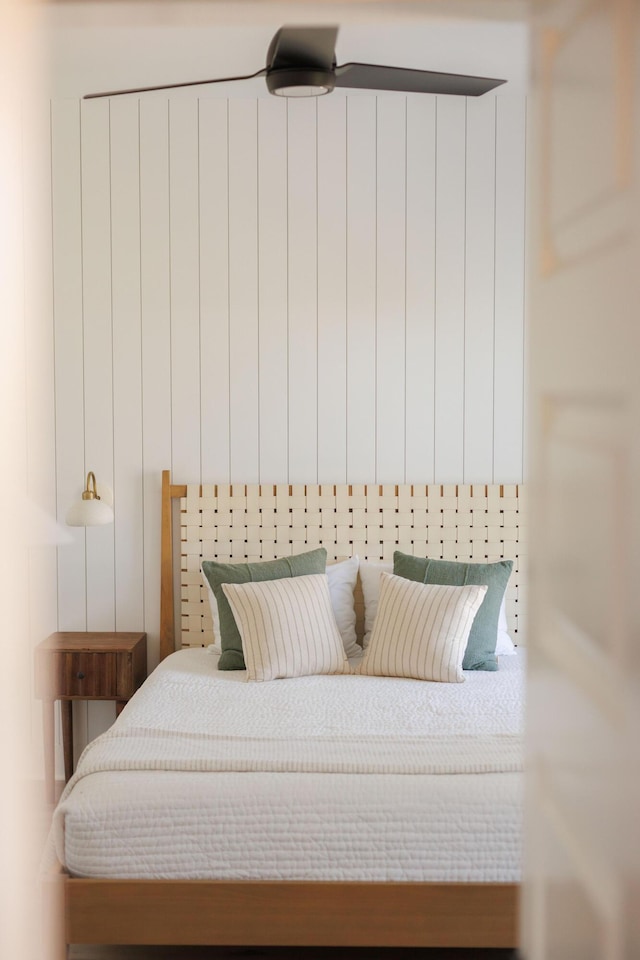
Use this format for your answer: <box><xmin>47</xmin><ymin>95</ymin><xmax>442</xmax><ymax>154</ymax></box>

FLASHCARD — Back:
<box><xmin>54</xmin><ymin>648</ymin><xmax>525</xmax><ymax>882</ymax></box>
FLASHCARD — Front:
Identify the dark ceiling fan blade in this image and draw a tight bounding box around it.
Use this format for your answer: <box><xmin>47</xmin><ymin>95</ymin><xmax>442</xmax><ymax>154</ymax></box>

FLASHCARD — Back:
<box><xmin>335</xmin><ymin>62</ymin><xmax>505</xmax><ymax>97</ymax></box>
<box><xmin>267</xmin><ymin>25</ymin><xmax>338</xmax><ymax>71</ymax></box>
<box><xmin>84</xmin><ymin>67</ymin><xmax>267</xmax><ymax>100</ymax></box>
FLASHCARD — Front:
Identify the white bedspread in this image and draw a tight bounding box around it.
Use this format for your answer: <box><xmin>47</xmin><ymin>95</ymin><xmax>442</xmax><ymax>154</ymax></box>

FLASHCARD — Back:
<box><xmin>54</xmin><ymin>648</ymin><xmax>525</xmax><ymax>882</ymax></box>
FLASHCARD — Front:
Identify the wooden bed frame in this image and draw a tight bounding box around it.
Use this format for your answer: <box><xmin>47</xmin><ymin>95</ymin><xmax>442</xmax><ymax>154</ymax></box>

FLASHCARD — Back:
<box><xmin>49</xmin><ymin>470</ymin><xmax>524</xmax><ymax>956</ymax></box>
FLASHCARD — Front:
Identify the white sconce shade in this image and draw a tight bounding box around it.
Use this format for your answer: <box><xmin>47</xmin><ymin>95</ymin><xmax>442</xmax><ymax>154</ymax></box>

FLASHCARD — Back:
<box><xmin>66</xmin><ymin>472</ymin><xmax>114</xmax><ymax>527</ymax></box>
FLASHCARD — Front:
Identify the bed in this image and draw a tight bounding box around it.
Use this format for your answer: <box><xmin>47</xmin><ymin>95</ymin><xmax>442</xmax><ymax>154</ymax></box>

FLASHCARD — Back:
<box><xmin>46</xmin><ymin>471</ymin><xmax>525</xmax><ymax>954</ymax></box>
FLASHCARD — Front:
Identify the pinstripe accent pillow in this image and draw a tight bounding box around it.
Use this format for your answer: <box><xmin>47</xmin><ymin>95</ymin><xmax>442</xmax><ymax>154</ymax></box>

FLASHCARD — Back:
<box><xmin>358</xmin><ymin>573</ymin><xmax>487</xmax><ymax>683</ymax></box>
<box><xmin>221</xmin><ymin>574</ymin><xmax>351</xmax><ymax>682</ymax></box>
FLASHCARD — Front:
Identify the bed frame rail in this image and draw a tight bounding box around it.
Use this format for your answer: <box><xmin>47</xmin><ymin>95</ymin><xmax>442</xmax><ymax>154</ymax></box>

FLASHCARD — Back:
<box><xmin>64</xmin><ymin>874</ymin><xmax>518</xmax><ymax>948</ymax></box>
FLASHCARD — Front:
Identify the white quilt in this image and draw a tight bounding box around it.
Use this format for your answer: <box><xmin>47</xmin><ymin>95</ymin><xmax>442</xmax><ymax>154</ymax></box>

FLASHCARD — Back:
<box><xmin>54</xmin><ymin>648</ymin><xmax>525</xmax><ymax>882</ymax></box>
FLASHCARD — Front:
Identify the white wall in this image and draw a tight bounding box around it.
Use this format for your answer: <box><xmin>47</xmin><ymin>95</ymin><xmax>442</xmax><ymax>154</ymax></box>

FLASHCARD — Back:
<box><xmin>29</xmin><ymin>92</ymin><xmax>527</xmax><ymax>763</ymax></box>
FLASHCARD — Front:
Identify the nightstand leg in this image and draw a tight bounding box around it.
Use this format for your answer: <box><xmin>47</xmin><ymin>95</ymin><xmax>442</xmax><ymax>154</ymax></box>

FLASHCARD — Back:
<box><xmin>43</xmin><ymin>700</ymin><xmax>55</xmax><ymax>804</ymax></box>
<box><xmin>61</xmin><ymin>700</ymin><xmax>73</xmax><ymax>783</ymax></box>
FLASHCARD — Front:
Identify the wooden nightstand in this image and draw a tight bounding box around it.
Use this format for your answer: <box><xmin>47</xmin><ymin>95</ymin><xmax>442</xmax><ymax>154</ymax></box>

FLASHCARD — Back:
<box><xmin>36</xmin><ymin>632</ymin><xmax>147</xmax><ymax>801</ymax></box>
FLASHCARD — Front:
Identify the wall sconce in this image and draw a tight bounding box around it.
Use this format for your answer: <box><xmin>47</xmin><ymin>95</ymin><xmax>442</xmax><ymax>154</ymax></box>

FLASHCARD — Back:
<box><xmin>66</xmin><ymin>471</ymin><xmax>114</xmax><ymax>527</ymax></box>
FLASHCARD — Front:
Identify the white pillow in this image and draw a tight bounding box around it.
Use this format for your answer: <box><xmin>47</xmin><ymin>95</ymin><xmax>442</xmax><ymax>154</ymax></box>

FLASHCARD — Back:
<box><xmin>359</xmin><ymin>559</ymin><xmax>515</xmax><ymax>654</ymax></box>
<box><xmin>203</xmin><ymin>556</ymin><xmax>359</xmax><ymax>657</ymax></box>
<box><xmin>496</xmin><ymin>602</ymin><xmax>516</xmax><ymax>655</ymax></box>
<box><xmin>358</xmin><ymin>560</ymin><xmax>393</xmax><ymax>649</ymax></box>
<box><xmin>359</xmin><ymin>573</ymin><xmax>487</xmax><ymax>683</ymax></box>
<box><xmin>326</xmin><ymin>555</ymin><xmax>360</xmax><ymax>657</ymax></box>
<box><xmin>221</xmin><ymin>574</ymin><xmax>351</xmax><ymax>682</ymax></box>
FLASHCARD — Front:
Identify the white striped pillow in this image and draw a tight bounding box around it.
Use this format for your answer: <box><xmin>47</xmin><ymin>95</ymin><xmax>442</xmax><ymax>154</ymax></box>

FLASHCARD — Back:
<box><xmin>358</xmin><ymin>573</ymin><xmax>487</xmax><ymax>683</ymax></box>
<box><xmin>221</xmin><ymin>574</ymin><xmax>351</xmax><ymax>682</ymax></box>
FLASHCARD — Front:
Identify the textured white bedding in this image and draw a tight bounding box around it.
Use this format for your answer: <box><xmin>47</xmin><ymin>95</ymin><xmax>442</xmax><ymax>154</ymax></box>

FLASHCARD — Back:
<box><xmin>54</xmin><ymin>648</ymin><xmax>525</xmax><ymax>882</ymax></box>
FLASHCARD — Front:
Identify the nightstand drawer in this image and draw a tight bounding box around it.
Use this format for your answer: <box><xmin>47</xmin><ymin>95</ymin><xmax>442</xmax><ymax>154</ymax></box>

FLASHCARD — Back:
<box><xmin>58</xmin><ymin>652</ymin><xmax>118</xmax><ymax>698</ymax></box>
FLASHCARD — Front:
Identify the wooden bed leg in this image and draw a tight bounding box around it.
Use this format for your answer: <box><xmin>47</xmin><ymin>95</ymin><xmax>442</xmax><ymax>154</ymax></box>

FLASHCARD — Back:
<box><xmin>42</xmin><ymin>862</ymin><xmax>68</xmax><ymax>960</ymax></box>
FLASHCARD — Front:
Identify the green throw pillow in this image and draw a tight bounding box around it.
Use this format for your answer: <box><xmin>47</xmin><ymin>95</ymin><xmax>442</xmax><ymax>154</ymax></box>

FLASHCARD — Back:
<box><xmin>202</xmin><ymin>548</ymin><xmax>327</xmax><ymax>670</ymax></box>
<box><xmin>392</xmin><ymin>551</ymin><xmax>513</xmax><ymax>671</ymax></box>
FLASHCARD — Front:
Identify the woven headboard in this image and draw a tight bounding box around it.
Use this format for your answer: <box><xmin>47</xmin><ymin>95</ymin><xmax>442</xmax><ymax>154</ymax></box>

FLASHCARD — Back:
<box><xmin>160</xmin><ymin>473</ymin><xmax>525</xmax><ymax>659</ymax></box>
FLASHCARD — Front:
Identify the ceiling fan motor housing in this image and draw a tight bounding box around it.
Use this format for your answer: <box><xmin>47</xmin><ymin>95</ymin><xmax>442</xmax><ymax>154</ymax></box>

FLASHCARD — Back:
<box><xmin>266</xmin><ymin>68</ymin><xmax>336</xmax><ymax>97</ymax></box>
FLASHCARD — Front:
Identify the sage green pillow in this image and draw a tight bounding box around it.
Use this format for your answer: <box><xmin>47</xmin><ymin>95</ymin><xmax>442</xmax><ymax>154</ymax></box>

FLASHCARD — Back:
<box><xmin>392</xmin><ymin>551</ymin><xmax>513</xmax><ymax>671</ymax></box>
<box><xmin>202</xmin><ymin>548</ymin><xmax>327</xmax><ymax>670</ymax></box>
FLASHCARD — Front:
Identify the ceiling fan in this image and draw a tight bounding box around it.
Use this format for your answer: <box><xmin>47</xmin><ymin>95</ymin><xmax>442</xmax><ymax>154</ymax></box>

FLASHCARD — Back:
<box><xmin>84</xmin><ymin>25</ymin><xmax>506</xmax><ymax>100</ymax></box>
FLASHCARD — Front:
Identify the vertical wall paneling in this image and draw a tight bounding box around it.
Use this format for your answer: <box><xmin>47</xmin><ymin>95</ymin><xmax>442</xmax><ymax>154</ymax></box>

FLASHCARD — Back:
<box><xmin>45</xmin><ymin>93</ymin><xmax>527</xmax><ymax>755</ymax></box>
<box><xmin>80</xmin><ymin>98</ymin><xmax>116</xmax><ymax>740</ymax></box>
<box><xmin>522</xmin><ymin>101</ymin><xmax>534</xmax><ymax>483</ymax></box>
<box><xmin>51</xmin><ymin>101</ymin><xmax>86</xmax><ymax>634</ymax></box>
<box><xmin>405</xmin><ymin>96</ymin><xmax>436</xmax><ymax>483</ymax></box>
<box><xmin>199</xmin><ymin>99</ymin><xmax>231</xmax><ymax>484</ymax></box>
<box><xmin>376</xmin><ymin>97</ymin><xmax>407</xmax><ymax>483</ymax></box>
<box><xmin>494</xmin><ymin>96</ymin><xmax>527</xmax><ymax>482</ymax></box>
<box><xmin>257</xmin><ymin>98</ymin><xmax>288</xmax><ymax>483</ymax></box>
<box><xmin>346</xmin><ymin>97</ymin><xmax>377</xmax><ymax>483</ymax></box>
<box><xmin>80</xmin><ymin>99</ymin><xmax>115</xmax><ymax>632</ymax></box>
<box><xmin>169</xmin><ymin>100</ymin><xmax>201</xmax><ymax>483</ymax></box>
<box><xmin>464</xmin><ymin>96</ymin><xmax>497</xmax><ymax>483</ymax></box>
<box><xmin>287</xmin><ymin>100</ymin><xmax>318</xmax><ymax>483</ymax></box>
<box><xmin>140</xmin><ymin>100</ymin><xmax>172</xmax><ymax>667</ymax></box>
<box><xmin>110</xmin><ymin>98</ymin><xmax>144</xmax><ymax>630</ymax></box>
<box><xmin>228</xmin><ymin>99</ymin><xmax>259</xmax><ymax>483</ymax></box>
<box><xmin>317</xmin><ymin>97</ymin><xmax>347</xmax><ymax>484</ymax></box>
<box><xmin>434</xmin><ymin>96</ymin><xmax>467</xmax><ymax>482</ymax></box>
<box><xmin>51</xmin><ymin>100</ymin><xmax>90</xmax><ymax>761</ymax></box>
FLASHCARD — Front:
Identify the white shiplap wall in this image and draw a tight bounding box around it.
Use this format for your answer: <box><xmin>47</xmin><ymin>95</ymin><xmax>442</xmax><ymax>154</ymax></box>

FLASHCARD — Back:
<box><xmin>31</xmin><ymin>94</ymin><xmax>526</xmax><ymax>761</ymax></box>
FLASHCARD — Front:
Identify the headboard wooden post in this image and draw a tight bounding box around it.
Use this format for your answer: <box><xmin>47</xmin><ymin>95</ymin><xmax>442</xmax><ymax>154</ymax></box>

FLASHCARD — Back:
<box><xmin>160</xmin><ymin>469</ymin><xmax>175</xmax><ymax>661</ymax></box>
<box><xmin>160</xmin><ymin>470</ymin><xmax>191</xmax><ymax>660</ymax></box>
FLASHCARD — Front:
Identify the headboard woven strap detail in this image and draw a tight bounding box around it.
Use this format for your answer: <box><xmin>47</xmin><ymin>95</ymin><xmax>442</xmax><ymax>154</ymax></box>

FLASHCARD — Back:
<box><xmin>178</xmin><ymin>483</ymin><xmax>526</xmax><ymax>649</ymax></box>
